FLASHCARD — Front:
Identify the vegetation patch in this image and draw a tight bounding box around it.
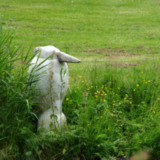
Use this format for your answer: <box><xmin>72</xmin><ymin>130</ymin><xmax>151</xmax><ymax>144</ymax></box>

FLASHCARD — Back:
<box><xmin>0</xmin><ymin>0</ymin><xmax>160</xmax><ymax>159</ymax></box>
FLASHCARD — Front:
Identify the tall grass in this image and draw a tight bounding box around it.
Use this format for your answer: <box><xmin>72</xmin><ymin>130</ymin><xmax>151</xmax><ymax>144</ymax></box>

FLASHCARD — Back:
<box><xmin>0</xmin><ymin>22</ymin><xmax>39</xmax><ymax>159</ymax></box>
<box><xmin>63</xmin><ymin>62</ymin><xmax>160</xmax><ymax>159</ymax></box>
<box><xmin>1</xmin><ymin>21</ymin><xmax>160</xmax><ymax>160</ymax></box>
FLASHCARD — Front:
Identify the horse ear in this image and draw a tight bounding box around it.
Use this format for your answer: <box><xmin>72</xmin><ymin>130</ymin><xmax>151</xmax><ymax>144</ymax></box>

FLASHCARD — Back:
<box><xmin>56</xmin><ymin>52</ymin><xmax>80</xmax><ymax>63</ymax></box>
<box><xmin>34</xmin><ymin>47</ymin><xmax>41</xmax><ymax>54</ymax></box>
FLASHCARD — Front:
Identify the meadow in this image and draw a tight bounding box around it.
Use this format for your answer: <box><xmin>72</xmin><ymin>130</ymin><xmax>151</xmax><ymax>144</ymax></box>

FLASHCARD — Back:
<box><xmin>0</xmin><ymin>0</ymin><xmax>160</xmax><ymax>159</ymax></box>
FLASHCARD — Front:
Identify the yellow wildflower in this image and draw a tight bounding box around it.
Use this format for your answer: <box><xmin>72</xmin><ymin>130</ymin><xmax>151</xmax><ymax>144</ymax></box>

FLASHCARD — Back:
<box><xmin>62</xmin><ymin>148</ymin><xmax>66</xmax><ymax>154</ymax></box>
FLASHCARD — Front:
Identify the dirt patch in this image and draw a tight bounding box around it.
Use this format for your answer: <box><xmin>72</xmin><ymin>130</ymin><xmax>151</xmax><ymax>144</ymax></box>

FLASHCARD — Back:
<box><xmin>147</xmin><ymin>33</ymin><xmax>154</xmax><ymax>38</ymax></box>
<box><xmin>84</xmin><ymin>47</ymin><xmax>134</xmax><ymax>58</ymax></box>
<box><xmin>109</xmin><ymin>62</ymin><xmax>140</xmax><ymax>68</ymax></box>
<box><xmin>134</xmin><ymin>45</ymin><xmax>144</xmax><ymax>50</ymax></box>
<box><xmin>84</xmin><ymin>47</ymin><xmax>135</xmax><ymax>59</ymax></box>
<box><xmin>84</xmin><ymin>46</ymin><xmax>159</xmax><ymax>57</ymax></box>
<box><xmin>85</xmin><ymin>48</ymin><xmax>126</xmax><ymax>54</ymax></box>
<box><xmin>54</xmin><ymin>27</ymin><xmax>70</xmax><ymax>31</ymax></box>
<box><xmin>85</xmin><ymin>48</ymin><xmax>109</xmax><ymax>53</ymax></box>
<box><xmin>128</xmin><ymin>150</ymin><xmax>151</xmax><ymax>160</ymax></box>
<box><xmin>155</xmin><ymin>0</ymin><xmax>160</xmax><ymax>3</ymax></box>
<box><xmin>107</xmin><ymin>53</ymin><xmax>132</xmax><ymax>58</ymax></box>
<box><xmin>0</xmin><ymin>5</ymin><xmax>11</xmax><ymax>8</ymax></box>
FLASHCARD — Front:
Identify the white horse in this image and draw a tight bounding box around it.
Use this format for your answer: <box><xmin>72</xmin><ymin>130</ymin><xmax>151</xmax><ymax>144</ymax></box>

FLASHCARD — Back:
<box><xmin>29</xmin><ymin>46</ymin><xmax>80</xmax><ymax>131</ymax></box>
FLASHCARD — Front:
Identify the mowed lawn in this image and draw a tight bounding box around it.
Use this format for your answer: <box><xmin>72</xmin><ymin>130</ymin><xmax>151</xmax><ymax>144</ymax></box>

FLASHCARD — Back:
<box><xmin>0</xmin><ymin>0</ymin><xmax>160</xmax><ymax>61</ymax></box>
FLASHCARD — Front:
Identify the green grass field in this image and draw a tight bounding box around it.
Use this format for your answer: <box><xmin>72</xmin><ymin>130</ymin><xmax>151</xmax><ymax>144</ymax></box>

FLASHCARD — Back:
<box><xmin>1</xmin><ymin>0</ymin><xmax>160</xmax><ymax>58</ymax></box>
<box><xmin>0</xmin><ymin>0</ymin><xmax>160</xmax><ymax>160</ymax></box>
